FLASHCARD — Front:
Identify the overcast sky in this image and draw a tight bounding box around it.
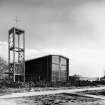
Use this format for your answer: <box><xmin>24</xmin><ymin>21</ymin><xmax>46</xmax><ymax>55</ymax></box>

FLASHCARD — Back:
<box><xmin>0</xmin><ymin>0</ymin><xmax>105</xmax><ymax>77</ymax></box>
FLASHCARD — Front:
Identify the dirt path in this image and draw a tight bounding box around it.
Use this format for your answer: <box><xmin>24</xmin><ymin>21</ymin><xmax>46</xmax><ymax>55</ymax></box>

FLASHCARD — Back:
<box><xmin>0</xmin><ymin>86</ymin><xmax>105</xmax><ymax>99</ymax></box>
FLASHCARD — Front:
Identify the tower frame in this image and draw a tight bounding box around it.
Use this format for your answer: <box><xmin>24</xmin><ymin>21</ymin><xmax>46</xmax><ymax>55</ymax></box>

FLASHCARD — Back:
<box><xmin>8</xmin><ymin>27</ymin><xmax>25</xmax><ymax>82</ymax></box>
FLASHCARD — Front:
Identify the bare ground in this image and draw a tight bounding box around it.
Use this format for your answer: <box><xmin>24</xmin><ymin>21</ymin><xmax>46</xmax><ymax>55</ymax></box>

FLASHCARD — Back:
<box><xmin>0</xmin><ymin>87</ymin><xmax>105</xmax><ymax>105</ymax></box>
<box><xmin>0</xmin><ymin>93</ymin><xmax>104</xmax><ymax>105</ymax></box>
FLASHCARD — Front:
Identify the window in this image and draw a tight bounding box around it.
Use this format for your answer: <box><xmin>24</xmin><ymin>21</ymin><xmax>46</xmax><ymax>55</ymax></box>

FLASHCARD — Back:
<box><xmin>52</xmin><ymin>64</ymin><xmax>60</xmax><ymax>81</ymax></box>
<box><xmin>60</xmin><ymin>57</ymin><xmax>67</xmax><ymax>65</ymax></box>
<box><xmin>52</xmin><ymin>56</ymin><xmax>59</xmax><ymax>64</ymax></box>
<box><xmin>52</xmin><ymin>64</ymin><xmax>59</xmax><ymax>71</ymax></box>
<box><xmin>60</xmin><ymin>65</ymin><xmax>66</xmax><ymax>70</ymax></box>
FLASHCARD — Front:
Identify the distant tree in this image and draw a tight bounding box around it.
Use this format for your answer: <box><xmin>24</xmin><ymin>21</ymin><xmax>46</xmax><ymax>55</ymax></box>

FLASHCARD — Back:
<box><xmin>0</xmin><ymin>57</ymin><xmax>8</xmax><ymax>80</ymax></box>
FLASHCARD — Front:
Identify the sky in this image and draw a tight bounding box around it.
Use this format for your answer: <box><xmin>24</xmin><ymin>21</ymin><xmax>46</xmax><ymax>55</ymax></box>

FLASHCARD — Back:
<box><xmin>0</xmin><ymin>0</ymin><xmax>105</xmax><ymax>77</ymax></box>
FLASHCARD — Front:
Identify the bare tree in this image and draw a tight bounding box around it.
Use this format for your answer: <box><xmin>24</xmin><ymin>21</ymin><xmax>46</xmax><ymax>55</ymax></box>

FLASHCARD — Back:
<box><xmin>0</xmin><ymin>57</ymin><xmax>8</xmax><ymax>80</ymax></box>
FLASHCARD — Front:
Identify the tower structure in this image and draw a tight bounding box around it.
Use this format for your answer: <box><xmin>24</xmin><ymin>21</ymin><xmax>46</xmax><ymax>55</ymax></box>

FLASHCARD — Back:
<box><xmin>8</xmin><ymin>27</ymin><xmax>25</xmax><ymax>82</ymax></box>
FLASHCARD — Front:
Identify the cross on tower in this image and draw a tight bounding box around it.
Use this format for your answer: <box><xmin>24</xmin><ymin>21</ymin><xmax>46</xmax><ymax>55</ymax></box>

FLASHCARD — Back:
<box><xmin>14</xmin><ymin>16</ymin><xmax>20</xmax><ymax>27</ymax></box>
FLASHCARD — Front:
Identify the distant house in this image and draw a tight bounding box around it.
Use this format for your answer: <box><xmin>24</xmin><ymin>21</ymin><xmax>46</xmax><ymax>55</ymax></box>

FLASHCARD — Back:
<box><xmin>79</xmin><ymin>77</ymin><xmax>98</xmax><ymax>81</ymax></box>
<box><xmin>69</xmin><ymin>75</ymin><xmax>98</xmax><ymax>82</ymax></box>
<box><xmin>100</xmin><ymin>76</ymin><xmax>105</xmax><ymax>81</ymax></box>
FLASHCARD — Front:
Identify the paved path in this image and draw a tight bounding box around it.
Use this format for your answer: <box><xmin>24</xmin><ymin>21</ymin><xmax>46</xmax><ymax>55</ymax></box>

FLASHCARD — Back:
<box><xmin>80</xmin><ymin>94</ymin><xmax>105</xmax><ymax>99</ymax></box>
<box><xmin>0</xmin><ymin>86</ymin><xmax>105</xmax><ymax>99</ymax></box>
